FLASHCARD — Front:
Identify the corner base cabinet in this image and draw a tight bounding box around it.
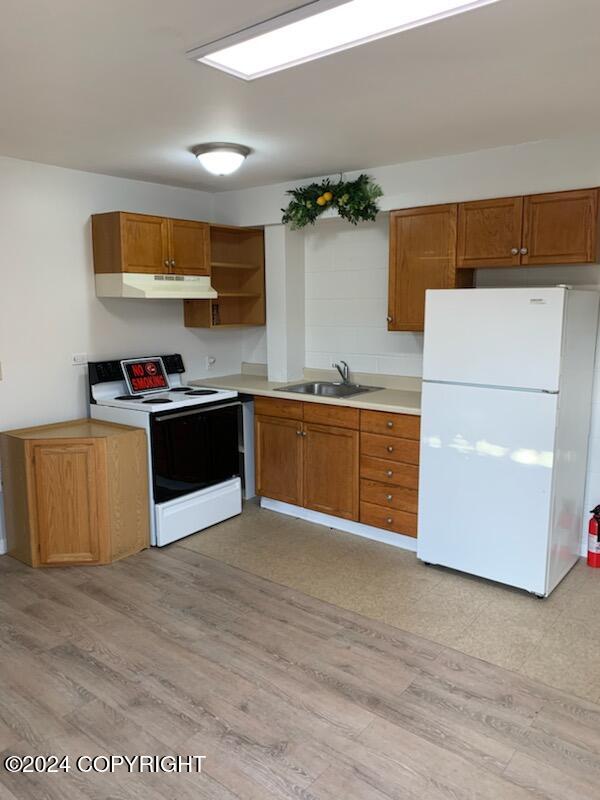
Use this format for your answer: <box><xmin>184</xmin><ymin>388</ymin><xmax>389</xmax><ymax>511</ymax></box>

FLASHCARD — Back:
<box><xmin>254</xmin><ymin>397</ymin><xmax>418</xmax><ymax>537</ymax></box>
<box><xmin>0</xmin><ymin>419</ymin><xmax>150</xmax><ymax>567</ymax></box>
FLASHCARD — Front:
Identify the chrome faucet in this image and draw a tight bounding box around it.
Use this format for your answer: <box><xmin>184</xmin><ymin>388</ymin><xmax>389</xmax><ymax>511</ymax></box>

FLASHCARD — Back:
<box><xmin>332</xmin><ymin>360</ymin><xmax>350</xmax><ymax>385</ymax></box>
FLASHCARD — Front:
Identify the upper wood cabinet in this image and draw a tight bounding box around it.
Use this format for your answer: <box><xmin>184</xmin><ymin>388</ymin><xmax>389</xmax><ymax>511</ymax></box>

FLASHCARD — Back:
<box><xmin>388</xmin><ymin>204</ymin><xmax>471</xmax><ymax>332</ymax></box>
<box><xmin>522</xmin><ymin>189</ymin><xmax>599</xmax><ymax>265</ymax></box>
<box><xmin>455</xmin><ymin>188</ymin><xmax>599</xmax><ymax>269</ymax></box>
<box><xmin>92</xmin><ymin>211</ymin><xmax>210</xmax><ymax>276</ymax></box>
<box><xmin>0</xmin><ymin>419</ymin><xmax>150</xmax><ymax>568</ymax></box>
<box><xmin>457</xmin><ymin>197</ymin><xmax>523</xmax><ymax>268</ymax></box>
<box><xmin>169</xmin><ymin>218</ymin><xmax>211</xmax><ymax>275</ymax></box>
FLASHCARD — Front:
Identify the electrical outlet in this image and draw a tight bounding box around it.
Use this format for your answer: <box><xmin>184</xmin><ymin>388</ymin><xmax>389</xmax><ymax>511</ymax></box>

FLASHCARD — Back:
<box><xmin>72</xmin><ymin>353</ymin><xmax>88</xmax><ymax>367</ymax></box>
<box><xmin>205</xmin><ymin>355</ymin><xmax>216</xmax><ymax>371</ymax></box>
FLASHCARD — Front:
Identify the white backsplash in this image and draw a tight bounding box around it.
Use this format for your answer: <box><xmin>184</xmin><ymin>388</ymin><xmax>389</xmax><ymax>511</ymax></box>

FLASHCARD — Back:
<box><xmin>304</xmin><ymin>215</ymin><xmax>423</xmax><ymax>377</ymax></box>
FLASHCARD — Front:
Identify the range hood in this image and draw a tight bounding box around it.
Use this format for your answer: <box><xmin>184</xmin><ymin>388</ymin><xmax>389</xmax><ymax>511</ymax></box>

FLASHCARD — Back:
<box><xmin>95</xmin><ymin>273</ymin><xmax>217</xmax><ymax>300</ymax></box>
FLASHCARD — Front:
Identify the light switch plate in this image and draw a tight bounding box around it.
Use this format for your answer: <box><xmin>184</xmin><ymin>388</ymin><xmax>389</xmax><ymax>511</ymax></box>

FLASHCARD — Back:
<box><xmin>72</xmin><ymin>353</ymin><xmax>88</xmax><ymax>367</ymax></box>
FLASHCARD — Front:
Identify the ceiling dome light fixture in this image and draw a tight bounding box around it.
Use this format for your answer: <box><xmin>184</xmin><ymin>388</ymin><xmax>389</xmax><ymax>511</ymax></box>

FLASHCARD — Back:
<box><xmin>192</xmin><ymin>142</ymin><xmax>251</xmax><ymax>175</ymax></box>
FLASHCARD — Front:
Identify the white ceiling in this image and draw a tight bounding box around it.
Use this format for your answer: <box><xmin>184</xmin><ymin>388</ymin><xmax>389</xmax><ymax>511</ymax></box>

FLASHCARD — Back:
<box><xmin>1</xmin><ymin>0</ymin><xmax>599</xmax><ymax>191</ymax></box>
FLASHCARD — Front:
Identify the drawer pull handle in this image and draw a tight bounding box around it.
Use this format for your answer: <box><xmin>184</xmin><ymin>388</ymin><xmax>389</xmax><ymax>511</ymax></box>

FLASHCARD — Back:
<box><xmin>386</xmin><ymin>494</ymin><xmax>393</xmax><ymax>501</ymax></box>
<box><xmin>387</xmin><ymin>445</ymin><xmax>394</xmax><ymax>452</ymax></box>
<box><xmin>386</xmin><ymin>517</ymin><xmax>393</xmax><ymax>525</ymax></box>
<box><xmin>387</xmin><ymin>420</ymin><xmax>393</xmax><ymax>428</ymax></box>
<box><xmin>386</xmin><ymin>470</ymin><xmax>393</xmax><ymax>477</ymax></box>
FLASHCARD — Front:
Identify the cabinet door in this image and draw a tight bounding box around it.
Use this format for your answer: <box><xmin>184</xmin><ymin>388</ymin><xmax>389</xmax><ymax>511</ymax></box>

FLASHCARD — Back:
<box><xmin>31</xmin><ymin>441</ymin><xmax>105</xmax><ymax>565</ymax></box>
<box><xmin>121</xmin><ymin>213</ymin><xmax>169</xmax><ymax>274</ymax></box>
<box><xmin>169</xmin><ymin>219</ymin><xmax>210</xmax><ymax>275</ymax></box>
<box><xmin>388</xmin><ymin>204</ymin><xmax>459</xmax><ymax>332</ymax></box>
<box><xmin>303</xmin><ymin>423</ymin><xmax>359</xmax><ymax>520</ymax></box>
<box><xmin>255</xmin><ymin>416</ymin><xmax>303</xmax><ymax>505</ymax></box>
<box><xmin>457</xmin><ymin>197</ymin><xmax>523</xmax><ymax>268</ymax></box>
<box><xmin>522</xmin><ymin>189</ymin><xmax>599</xmax><ymax>265</ymax></box>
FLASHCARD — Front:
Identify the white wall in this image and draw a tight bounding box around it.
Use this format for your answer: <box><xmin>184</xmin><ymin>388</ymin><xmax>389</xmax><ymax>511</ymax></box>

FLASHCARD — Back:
<box><xmin>0</xmin><ymin>156</ymin><xmax>253</xmax><ymax>553</ymax></box>
<box><xmin>213</xmin><ymin>136</ymin><xmax>600</xmax><ymax>228</ymax></box>
<box><xmin>0</xmin><ymin>155</ymin><xmax>259</xmax><ymax>433</ymax></box>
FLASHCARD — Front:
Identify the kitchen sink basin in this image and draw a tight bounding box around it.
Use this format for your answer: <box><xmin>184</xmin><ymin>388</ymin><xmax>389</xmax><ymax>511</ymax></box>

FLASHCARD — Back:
<box><xmin>276</xmin><ymin>381</ymin><xmax>383</xmax><ymax>398</ymax></box>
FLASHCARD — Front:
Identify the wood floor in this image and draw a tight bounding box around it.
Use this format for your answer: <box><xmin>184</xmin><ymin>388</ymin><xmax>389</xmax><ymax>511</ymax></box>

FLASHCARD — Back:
<box><xmin>1</xmin><ymin>547</ymin><xmax>600</xmax><ymax>799</ymax></box>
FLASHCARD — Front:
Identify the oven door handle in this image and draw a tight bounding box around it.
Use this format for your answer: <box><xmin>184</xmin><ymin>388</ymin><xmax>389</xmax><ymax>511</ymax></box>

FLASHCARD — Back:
<box><xmin>154</xmin><ymin>401</ymin><xmax>241</xmax><ymax>422</ymax></box>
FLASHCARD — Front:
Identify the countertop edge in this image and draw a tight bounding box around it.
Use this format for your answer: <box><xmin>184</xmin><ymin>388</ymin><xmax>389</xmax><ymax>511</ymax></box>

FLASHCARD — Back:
<box><xmin>190</xmin><ymin>375</ymin><xmax>422</xmax><ymax>416</ymax></box>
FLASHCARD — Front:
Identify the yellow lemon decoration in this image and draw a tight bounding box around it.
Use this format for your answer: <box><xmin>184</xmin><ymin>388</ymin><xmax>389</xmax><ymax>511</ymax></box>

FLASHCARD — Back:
<box><xmin>316</xmin><ymin>196</ymin><xmax>327</xmax><ymax>206</ymax></box>
<box><xmin>323</xmin><ymin>191</ymin><xmax>333</xmax><ymax>202</ymax></box>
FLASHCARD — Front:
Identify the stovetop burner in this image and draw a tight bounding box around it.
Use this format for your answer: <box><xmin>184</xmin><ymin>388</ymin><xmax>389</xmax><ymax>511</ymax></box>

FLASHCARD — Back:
<box><xmin>186</xmin><ymin>390</ymin><xmax>219</xmax><ymax>396</ymax></box>
<box><xmin>169</xmin><ymin>387</ymin><xmax>190</xmax><ymax>393</ymax></box>
<box><xmin>143</xmin><ymin>397</ymin><xmax>173</xmax><ymax>404</ymax></box>
<box><xmin>114</xmin><ymin>395</ymin><xmax>136</xmax><ymax>400</ymax></box>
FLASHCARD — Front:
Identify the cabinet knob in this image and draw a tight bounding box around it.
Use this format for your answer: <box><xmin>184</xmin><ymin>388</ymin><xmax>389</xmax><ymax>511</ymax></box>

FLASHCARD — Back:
<box><xmin>511</xmin><ymin>247</ymin><xmax>519</xmax><ymax>255</ymax></box>
<box><xmin>387</xmin><ymin>420</ymin><xmax>393</xmax><ymax>428</ymax></box>
<box><xmin>302</xmin><ymin>431</ymin><xmax>307</xmax><ymax>437</ymax></box>
<box><xmin>296</xmin><ymin>430</ymin><xmax>302</xmax><ymax>436</ymax></box>
<box><xmin>519</xmin><ymin>247</ymin><xmax>528</xmax><ymax>255</ymax></box>
<box><xmin>386</xmin><ymin>469</ymin><xmax>393</xmax><ymax>477</ymax></box>
<box><xmin>386</xmin><ymin>494</ymin><xmax>393</xmax><ymax>501</ymax></box>
<box><xmin>170</xmin><ymin>259</ymin><xmax>176</xmax><ymax>267</ymax></box>
<box><xmin>387</xmin><ymin>445</ymin><xmax>394</xmax><ymax>453</ymax></box>
<box><xmin>386</xmin><ymin>517</ymin><xmax>393</xmax><ymax>525</ymax></box>
<box><xmin>164</xmin><ymin>260</ymin><xmax>170</xmax><ymax>267</ymax></box>
<box><xmin>386</xmin><ymin>315</ymin><xmax>393</xmax><ymax>323</ymax></box>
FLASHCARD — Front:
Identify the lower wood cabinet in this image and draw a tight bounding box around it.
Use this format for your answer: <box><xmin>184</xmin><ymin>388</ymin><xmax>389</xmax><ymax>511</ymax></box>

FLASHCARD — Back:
<box><xmin>359</xmin><ymin>409</ymin><xmax>421</xmax><ymax>539</ymax></box>
<box><xmin>0</xmin><ymin>419</ymin><xmax>150</xmax><ymax>567</ymax></box>
<box><xmin>255</xmin><ymin>415</ymin><xmax>303</xmax><ymax>506</ymax></box>
<box><xmin>254</xmin><ymin>397</ymin><xmax>420</xmax><ymax>536</ymax></box>
<box><xmin>303</xmin><ymin>423</ymin><xmax>359</xmax><ymax>520</ymax></box>
<box><xmin>255</xmin><ymin>405</ymin><xmax>359</xmax><ymax>521</ymax></box>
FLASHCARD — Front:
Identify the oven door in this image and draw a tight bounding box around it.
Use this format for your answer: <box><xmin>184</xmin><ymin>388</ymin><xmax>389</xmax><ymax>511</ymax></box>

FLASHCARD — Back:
<box><xmin>150</xmin><ymin>401</ymin><xmax>241</xmax><ymax>503</ymax></box>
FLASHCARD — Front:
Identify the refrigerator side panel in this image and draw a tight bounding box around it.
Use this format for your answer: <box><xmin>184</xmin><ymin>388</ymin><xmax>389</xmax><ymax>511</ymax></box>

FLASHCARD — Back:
<box><xmin>547</xmin><ymin>290</ymin><xmax>599</xmax><ymax>592</ymax></box>
<box><xmin>417</xmin><ymin>381</ymin><xmax>557</xmax><ymax>595</ymax></box>
<box><xmin>423</xmin><ymin>288</ymin><xmax>566</xmax><ymax>391</ymax></box>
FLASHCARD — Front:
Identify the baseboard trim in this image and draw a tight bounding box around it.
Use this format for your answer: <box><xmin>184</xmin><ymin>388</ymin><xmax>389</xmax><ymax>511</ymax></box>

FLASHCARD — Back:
<box><xmin>260</xmin><ymin>498</ymin><xmax>418</xmax><ymax>552</ymax></box>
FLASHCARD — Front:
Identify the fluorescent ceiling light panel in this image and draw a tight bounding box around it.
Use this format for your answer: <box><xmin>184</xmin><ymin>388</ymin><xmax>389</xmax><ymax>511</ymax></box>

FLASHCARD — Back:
<box><xmin>189</xmin><ymin>0</ymin><xmax>499</xmax><ymax>80</ymax></box>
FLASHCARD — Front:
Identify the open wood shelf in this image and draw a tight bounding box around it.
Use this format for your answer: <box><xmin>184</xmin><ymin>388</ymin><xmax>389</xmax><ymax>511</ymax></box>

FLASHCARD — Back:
<box><xmin>184</xmin><ymin>225</ymin><xmax>266</xmax><ymax>329</ymax></box>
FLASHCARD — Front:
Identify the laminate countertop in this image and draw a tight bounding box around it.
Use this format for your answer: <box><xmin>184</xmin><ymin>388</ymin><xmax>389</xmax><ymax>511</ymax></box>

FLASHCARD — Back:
<box><xmin>190</xmin><ymin>373</ymin><xmax>422</xmax><ymax>415</ymax></box>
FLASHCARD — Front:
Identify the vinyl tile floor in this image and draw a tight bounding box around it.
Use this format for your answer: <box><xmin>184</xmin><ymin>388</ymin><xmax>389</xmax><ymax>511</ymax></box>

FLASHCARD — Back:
<box><xmin>181</xmin><ymin>500</ymin><xmax>600</xmax><ymax>703</ymax></box>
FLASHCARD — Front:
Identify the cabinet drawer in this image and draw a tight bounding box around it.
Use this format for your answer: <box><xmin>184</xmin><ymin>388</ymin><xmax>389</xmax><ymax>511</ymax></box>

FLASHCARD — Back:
<box><xmin>360</xmin><ymin>480</ymin><xmax>417</xmax><ymax>513</ymax></box>
<box><xmin>360</xmin><ymin>410</ymin><xmax>420</xmax><ymax>440</ymax></box>
<box><xmin>360</xmin><ymin>502</ymin><xmax>417</xmax><ymax>538</ymax></box>
<box><xmin>361</xmin><ymin>432</ymin><xmax>419</xmax><ymax>465</ymax></box>
<box><xmin>254</xmin><ymin>396</ymin><xmax>303</xmax><ymax>421</ymax></box>
<box><xmin>360</xmin><ymin>455</ymin><xmax>419</xmax><ymax>489</ymax></box>
<box><xmin>303</xmin><ymin>402</ymin><xmax>359</xmax><ymax>430</ymax></box>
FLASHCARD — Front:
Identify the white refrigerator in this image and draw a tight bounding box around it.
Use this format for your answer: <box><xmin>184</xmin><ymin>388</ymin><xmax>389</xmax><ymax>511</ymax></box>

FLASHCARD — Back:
<box><xmin>417</xmin><ymin>287</ymin><xmax>599</xmax><ymax>596</ymax></box>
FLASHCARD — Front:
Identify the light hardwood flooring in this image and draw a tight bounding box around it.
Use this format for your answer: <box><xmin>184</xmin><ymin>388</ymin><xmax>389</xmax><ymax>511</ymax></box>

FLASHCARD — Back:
<box><xmin>182</xmin><ymin>501</ymin><xmax>600</xmax><ymax>702</ymax></box>
<box><xmin>1</xmin><ymin>537</ymin><xmax>600</xmax><ymax>799</ymax></box>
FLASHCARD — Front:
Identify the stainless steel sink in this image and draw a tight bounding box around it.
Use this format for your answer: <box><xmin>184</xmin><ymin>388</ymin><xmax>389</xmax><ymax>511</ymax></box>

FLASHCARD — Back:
<box><xmin>276</xmin><ymin>381</ymin><xmax>383</xmax><ymax>398</ymax></box>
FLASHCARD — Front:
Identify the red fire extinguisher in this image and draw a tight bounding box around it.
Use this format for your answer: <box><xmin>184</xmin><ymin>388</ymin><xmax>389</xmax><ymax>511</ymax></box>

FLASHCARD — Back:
<box><xmin>588</xmin><ymin>506</ymin><xmax>600</xmax><ymax>568</ymax></box>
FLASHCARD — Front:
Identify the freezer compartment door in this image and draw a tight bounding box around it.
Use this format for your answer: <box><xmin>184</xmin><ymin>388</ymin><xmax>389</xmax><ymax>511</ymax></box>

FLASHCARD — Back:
<box><xmin>417</xmin><ymin>382</ymin><xmax>557</xmax><ymax>595</ymax></box>
<box><xmin>423</xmin><ymin>288</ymin><xmax>566</xmax><ymax>391</ymax></box>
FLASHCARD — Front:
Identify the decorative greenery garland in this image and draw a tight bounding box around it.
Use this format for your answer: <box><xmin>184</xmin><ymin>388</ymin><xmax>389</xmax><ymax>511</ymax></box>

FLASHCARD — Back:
<box><xmin>281</xmin><ymin>174</ymin><xmax>383</xmax><ymax>229</ymax></box>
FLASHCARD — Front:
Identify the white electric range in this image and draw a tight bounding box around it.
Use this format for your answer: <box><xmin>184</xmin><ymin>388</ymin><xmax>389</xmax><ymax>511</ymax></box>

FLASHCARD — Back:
<box><xmin>89</xmin><ymin>354</ymin><xmax>242</xmax><ymax>547</ymax></box>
